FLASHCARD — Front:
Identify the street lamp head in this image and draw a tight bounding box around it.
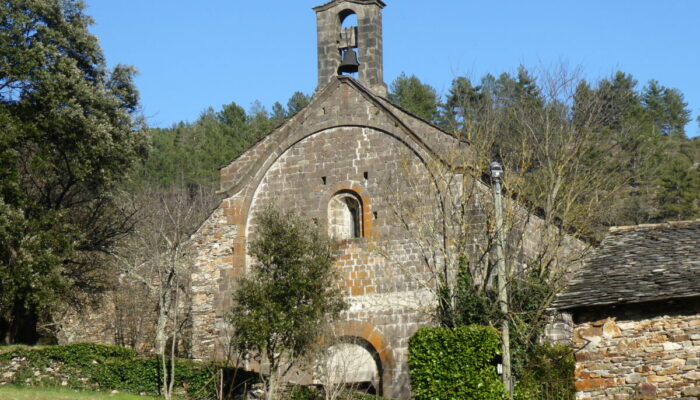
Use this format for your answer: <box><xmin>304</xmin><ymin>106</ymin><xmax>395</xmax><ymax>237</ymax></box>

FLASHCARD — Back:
<box><xmin>490</xmin><ymin>161</ymin><xmax>503</xmax><ymax>180</ymax></box>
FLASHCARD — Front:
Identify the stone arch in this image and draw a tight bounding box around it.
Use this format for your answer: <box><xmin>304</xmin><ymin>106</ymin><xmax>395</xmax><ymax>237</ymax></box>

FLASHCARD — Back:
<box><xmin>337</xmin><ymin>9</ymin><xmax>359</xmax><ymax>76</ymax></box>
<box><xmin>338</xmin><ymin>8</ymin><xmax>356</xmax><ymax>24</ymax></box>
<box><xmin>331</xmin><ymin>321</ymin><xmax>395</xmax><ymax>397</ymax></box>
<box><xmin>238</xmin><ymin>122</ymin><xmax>440</xmax><ymax>288</ymax></box>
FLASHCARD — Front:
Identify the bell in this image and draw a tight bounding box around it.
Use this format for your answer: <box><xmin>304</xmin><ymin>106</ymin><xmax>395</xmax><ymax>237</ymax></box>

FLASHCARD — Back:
<box><xmin>338</xmin><ymin>49</ymin><xmax>359</xmax><ymax>75</ymax></box>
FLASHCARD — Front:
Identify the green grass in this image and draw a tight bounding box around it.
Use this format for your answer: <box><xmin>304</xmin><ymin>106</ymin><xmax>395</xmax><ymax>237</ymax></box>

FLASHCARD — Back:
<box><xmin>0</xmin><ymin>385</ymin><xmax>163</xmax><ymax>400</ymax></box>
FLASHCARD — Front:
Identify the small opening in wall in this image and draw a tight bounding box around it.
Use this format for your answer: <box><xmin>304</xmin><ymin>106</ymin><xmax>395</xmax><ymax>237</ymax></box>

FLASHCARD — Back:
<box><xmin>373</xmin><ymin>211</ymin><xmax>378</xmax><ymax>220</ymax></box>
<box><xmin>363</xmin><ymin>171</ymin><xmax>369</xmax><ymax>180</ymax></box>
<box><xmin>329</xmin><ymin>191</ymin><xmax>363</xmax><ymax>240</ymax></box>
<box><xmin>322</xmin><ymin>176</ymin><xmax>327</xmax><ymax>185</ymax></box>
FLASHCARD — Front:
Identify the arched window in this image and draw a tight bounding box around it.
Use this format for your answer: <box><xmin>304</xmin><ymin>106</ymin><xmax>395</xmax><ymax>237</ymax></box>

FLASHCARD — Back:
<box><xmin>328</xmin><ymin>191</ymin><xmax>362</xmax><ymax>240</ymax></box>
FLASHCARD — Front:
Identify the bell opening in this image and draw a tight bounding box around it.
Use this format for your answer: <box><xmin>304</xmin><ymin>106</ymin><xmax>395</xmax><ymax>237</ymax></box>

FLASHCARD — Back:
<box><xmin>338</xmin><ymin>12</ymin><xmax>359</xmax><ymax>76</ymax></box>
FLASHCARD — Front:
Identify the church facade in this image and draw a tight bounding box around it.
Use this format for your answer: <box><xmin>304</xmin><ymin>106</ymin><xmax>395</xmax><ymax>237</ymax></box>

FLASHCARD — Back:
<box><xmin>187</xmin><ymin>1</ymin><xmax>554</xmax><ymax>398</ymax></box>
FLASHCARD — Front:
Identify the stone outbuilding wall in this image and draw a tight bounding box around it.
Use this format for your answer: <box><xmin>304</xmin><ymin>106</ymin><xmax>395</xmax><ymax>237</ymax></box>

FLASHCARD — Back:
<box><xmin>572</xmin><ymin>301</ymin><xmax>700</xmax><ymax>399</ymax></box>
<box><xmin>554</xmin><ymin>221</ymin><xmax>700</xmax><ymax>400</ymax></box>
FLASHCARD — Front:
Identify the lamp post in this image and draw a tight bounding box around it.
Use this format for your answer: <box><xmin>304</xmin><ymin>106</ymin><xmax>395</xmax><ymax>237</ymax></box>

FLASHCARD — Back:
<box><xmin>490</xmin><ymin>161</ymin><xmax>512</xmax><ymax>399</ymax></box>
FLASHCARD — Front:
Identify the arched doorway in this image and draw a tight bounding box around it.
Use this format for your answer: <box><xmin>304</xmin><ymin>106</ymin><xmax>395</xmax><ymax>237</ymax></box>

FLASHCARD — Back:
<box><xmin>318</xmin><ymin>337</ymin><xmax>382</xmax><ymax>395</ymax></box>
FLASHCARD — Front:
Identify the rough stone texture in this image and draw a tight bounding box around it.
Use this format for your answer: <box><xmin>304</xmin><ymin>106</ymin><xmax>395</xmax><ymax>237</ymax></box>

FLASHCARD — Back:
<box><xmin>189</xmin><ymin>206</ymin><xmax>239</xmax><ymax>359</ymax></box>
<box><xmin>553</xmin><ymin>221</ymin><xmax>700</xmax><ymax>399</ymax></box>
<box><xmin>53</xmin><ymin>297</ymin><xmax>117</xmax><ymax>346</ymax></box>
<box><xmin>190</xmin><ymin>78</ymin><xmax>448</xmax><ymax>398</ymax></box>
<box><xmin>544</xmin><ymin>312</ymin><xmax>574</xmax><ymax>344</ymax></box>
<box><xmin>571</xmin><ymin>302</ymin><xmax>700</xmax><ymax>400</ymax></box>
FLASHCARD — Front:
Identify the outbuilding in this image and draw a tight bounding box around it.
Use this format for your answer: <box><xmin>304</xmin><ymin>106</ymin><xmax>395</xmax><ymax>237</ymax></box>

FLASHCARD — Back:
<box><xmin>553</xmin><ymin>220</ymin><xmax>700</xmax><ymax>399</ymax></box>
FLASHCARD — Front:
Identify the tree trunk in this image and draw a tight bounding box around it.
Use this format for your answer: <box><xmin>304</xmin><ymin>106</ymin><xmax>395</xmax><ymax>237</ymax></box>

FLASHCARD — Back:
<box><xmin>156</xmin><ymin>269</ymin><xmax>175</xmax><ymax>400</ymax></box>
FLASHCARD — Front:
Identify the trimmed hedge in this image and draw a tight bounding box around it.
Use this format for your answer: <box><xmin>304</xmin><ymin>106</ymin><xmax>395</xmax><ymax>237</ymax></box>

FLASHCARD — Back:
<box><xmin>408</xmin><ymin>325</ymin><xmax>506</xmax><ymax>400</ymax></box>
<box><xmin>0</xmin><ymin>343</ymin><xmax>256</xmax><ymax>399</ymax></box>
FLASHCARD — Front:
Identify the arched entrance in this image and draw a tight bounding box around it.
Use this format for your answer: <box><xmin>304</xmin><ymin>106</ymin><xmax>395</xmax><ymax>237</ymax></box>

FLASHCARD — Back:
<box><xmin>321</xmin><ymin>338</ymin><xmax>381</xmax><ymax>394</ymax></box>
<box><xmin>319</xmin><ymin>322</ymin><xmax>395</xmax><ymax>397</ymax></box>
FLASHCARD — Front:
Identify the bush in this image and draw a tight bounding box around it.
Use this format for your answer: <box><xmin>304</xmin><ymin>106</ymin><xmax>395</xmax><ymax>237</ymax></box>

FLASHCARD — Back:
<box><xmin>408</xmin><ymin>325</ymin><xmax>506</xmax><ymax>400</ymax></box>
<box><xmin>281</xmin><ymin>385</ymin><xmax>392</xmax><ymax>400</ymax></box>
<box><xmin>513</xmin><ymin>343</ymin><xmax>575</xmax><ymax>400</ymax></box>
<box><xmin>0</xmin><ymin>343</ymin><xmax>256</xmax><ymax>399</ymax></box>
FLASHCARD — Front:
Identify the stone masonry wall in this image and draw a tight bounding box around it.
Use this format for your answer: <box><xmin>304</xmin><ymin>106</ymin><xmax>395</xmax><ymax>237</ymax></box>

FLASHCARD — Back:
<box><xmin>187</xmin><ymin>79</ymin><xmax>581</xmax><ymax>399</ymax></box>
<box><xmin>242</xmin><ymin>125</ymin><xmax>435</xmax><ymax>399</ymax></box>
<box><xmin>572</xmin><ymin>311</ymin><xmax>700</xmax><ymax>399</ymax></box>
<box><xmin>189</xmin><ymin>207</ymin><xmax>238</xmax><ymax>359</ymax></box>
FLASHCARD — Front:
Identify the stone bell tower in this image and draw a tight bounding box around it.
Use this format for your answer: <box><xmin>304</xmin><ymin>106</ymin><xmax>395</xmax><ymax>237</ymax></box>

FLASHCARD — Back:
<box><xmin>313</xmin><ymin>0</ymin><xmax>388</xmax><ymax>96</ymax></box>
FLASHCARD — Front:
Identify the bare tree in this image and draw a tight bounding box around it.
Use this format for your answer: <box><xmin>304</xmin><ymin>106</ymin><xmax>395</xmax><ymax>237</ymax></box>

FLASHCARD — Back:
<box><xmin>109</xmin><ymin>184</ymin><xmax>216</xmax><ymax>399</ymax></box>
<box><xmin>381</xmin><ymin>65</ymin><xmax>650</xmax><ymax>358</ymax></box>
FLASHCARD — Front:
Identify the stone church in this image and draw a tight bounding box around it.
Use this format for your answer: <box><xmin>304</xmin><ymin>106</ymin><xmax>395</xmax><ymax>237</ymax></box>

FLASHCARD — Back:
<box><xmin>185</xmin><ymin>0</ymin><xmax>572</xmax><ymax>397</ymax></box>
<box><xmin>187</xmin><ymin>1</ymin><xmax>464</xmax><ymax>397</ymax></box>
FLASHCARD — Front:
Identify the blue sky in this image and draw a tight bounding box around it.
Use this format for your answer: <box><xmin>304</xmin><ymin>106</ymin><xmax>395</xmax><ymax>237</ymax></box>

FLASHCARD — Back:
<box><xmin>86</xmin><ymin>0</ymin><xmax>699</xmax><ymax>136</ymax></box>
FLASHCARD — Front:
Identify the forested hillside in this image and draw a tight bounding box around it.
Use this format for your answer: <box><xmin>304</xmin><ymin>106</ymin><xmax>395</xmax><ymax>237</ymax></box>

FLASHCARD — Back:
<box><xmin>389</xmin><ymin>68</ymin><xmax>700</xmax><ymax>233</ymax></box>
<box><xmin>135</xmin><ymin>93</ymin><xmax>310</xmax><ymax>191</ymax></box>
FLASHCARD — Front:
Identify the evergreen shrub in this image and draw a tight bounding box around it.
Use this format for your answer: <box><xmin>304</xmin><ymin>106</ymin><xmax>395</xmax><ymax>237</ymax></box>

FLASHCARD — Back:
<box><xmin>408</xmin><ymin>325</ymin><xmax>506</xmax><ymax>400</ymax></box>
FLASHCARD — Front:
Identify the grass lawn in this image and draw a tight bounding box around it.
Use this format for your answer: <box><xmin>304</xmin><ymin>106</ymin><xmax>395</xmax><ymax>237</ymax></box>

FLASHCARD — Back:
<box><xmin>0</xmin><ymin>386</ymin><xmax>163</xmax><ymax>400</ymax></box>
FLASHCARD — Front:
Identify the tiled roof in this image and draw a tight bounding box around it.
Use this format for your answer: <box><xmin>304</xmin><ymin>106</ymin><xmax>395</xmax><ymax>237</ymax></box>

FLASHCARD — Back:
<box><xmin>552</xmin><ymin>220</ymin><xmax>700</xmax><ymax>310</ymax></box>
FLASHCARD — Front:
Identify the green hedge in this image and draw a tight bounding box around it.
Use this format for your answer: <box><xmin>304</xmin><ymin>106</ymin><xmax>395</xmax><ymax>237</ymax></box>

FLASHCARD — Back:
<box><xmin>0</xmin><ymin>343</ymin><xmax>256</xmax><ymax>399</ymax></box>
<box><xmin>408</xmin><ymin>325</ymin><xmax>506</xmax><ymax>400</ymax></box>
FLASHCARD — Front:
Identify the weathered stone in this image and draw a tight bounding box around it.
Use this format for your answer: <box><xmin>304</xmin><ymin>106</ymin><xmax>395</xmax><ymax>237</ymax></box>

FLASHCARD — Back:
<box><xmin>624</xmin><ymin>373</ymin><xmax>643</xmax><ymax>384</ymax></box>
<box><xmin>639</xmin><ymin>383</ymin><xmax>657</xmax><ymax>396</ymax></box>
<box><xmin>603</xmin><ymin>319</ymin><xmax>622</xmax><ymax>338</ymax></box>
<box><xmin>569</xmin><ymin>311</ymin><xmax>700</xmax><ymax>399</ymax></box>
<box><xmin>662</xmin><ymin>341</ymin><xmax>682</xmax><ymax>351</ymax></box>
<box><xmin>682</xmin><ymin>370</ymin><xmax>700</xmax><ymax>380</ymax></box>
<box><xmin>580</xmin><ymin>326</ymin><xmax>603</xmax><ymax>339</ymax></box>
<box><xmin>575</xmin><ymin>378</ymin><xmax>610</xmax><ymax>391</ymax></box>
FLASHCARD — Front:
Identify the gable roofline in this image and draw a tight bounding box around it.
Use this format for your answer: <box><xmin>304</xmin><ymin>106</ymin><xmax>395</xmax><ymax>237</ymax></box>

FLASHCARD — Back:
<box><xmin>215</xmin><ymin>76</ymin><xmax>345</xmax><ymax>172</ymax></box>
<box><xmin>218</xmin><ymin>76</ymin><xmax>468</xmax><ymax>197</ymax></box>
<box><xmin>216</xmin><ymin>75</ymin><xmax>461</xmax><ymax>173</ymax></box>
<box><xmin>313</xmin><ymin>0</ymin><xmax>386</xmax><ymax>12</ymax></box>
